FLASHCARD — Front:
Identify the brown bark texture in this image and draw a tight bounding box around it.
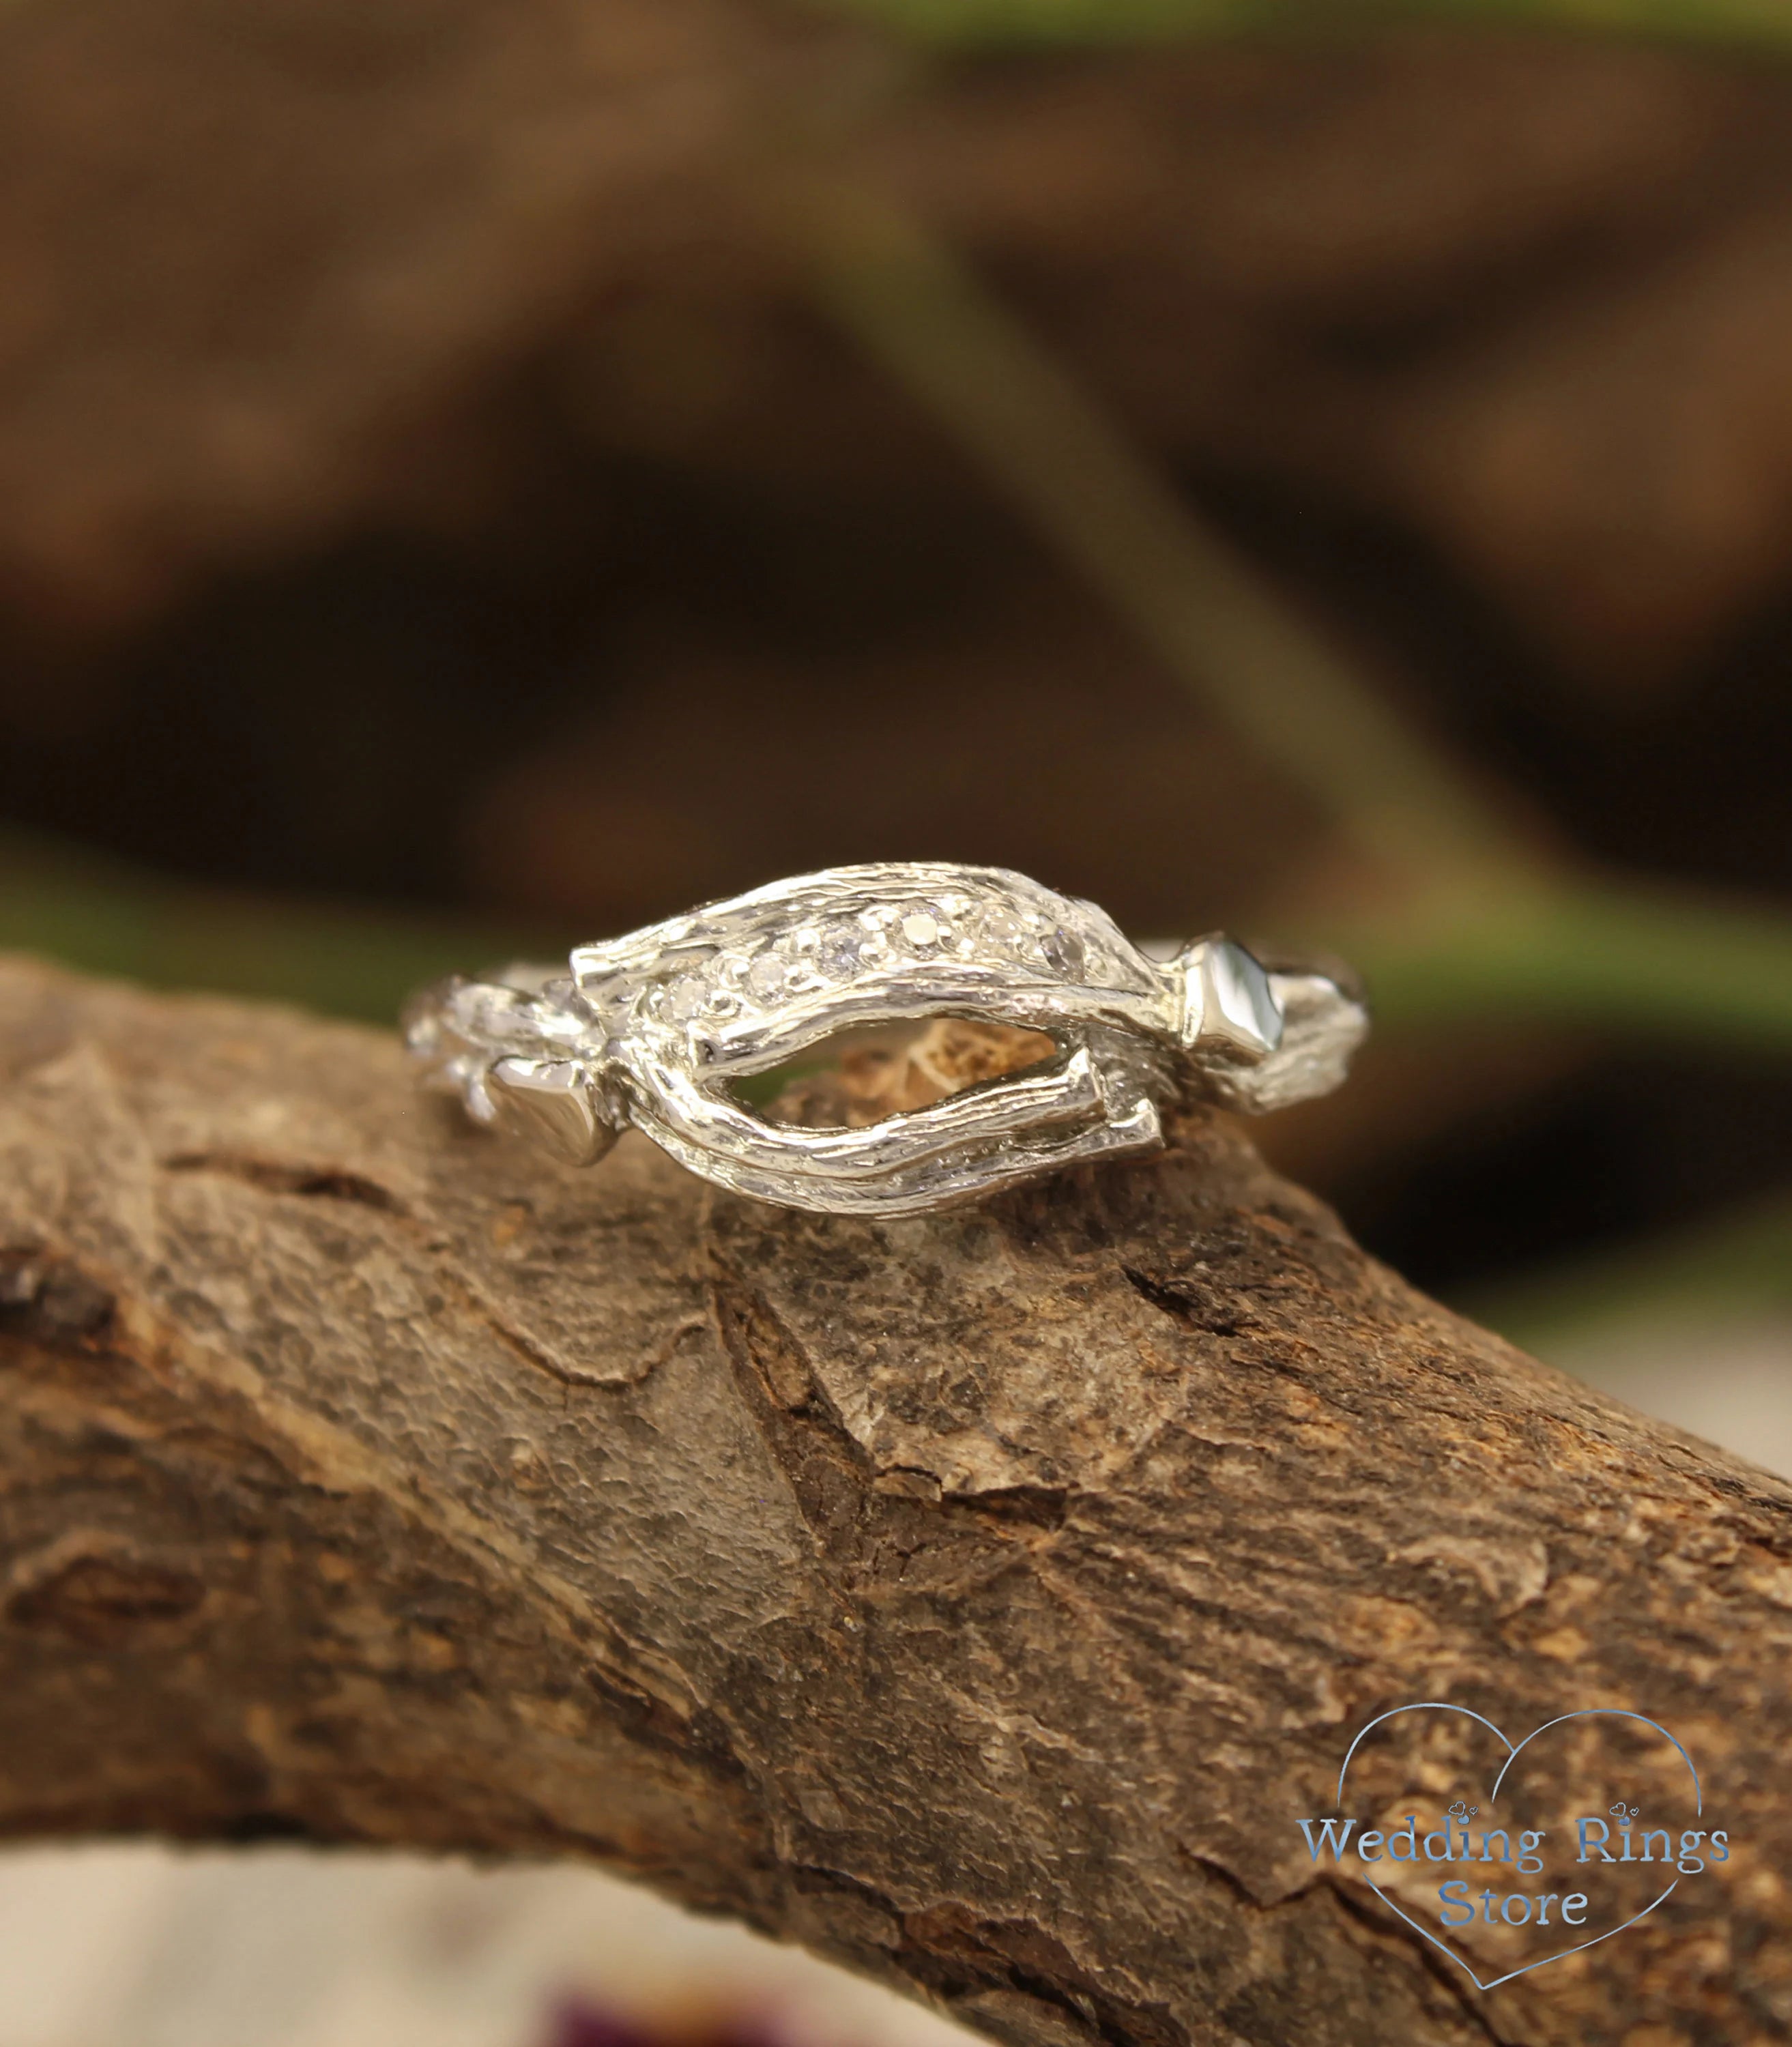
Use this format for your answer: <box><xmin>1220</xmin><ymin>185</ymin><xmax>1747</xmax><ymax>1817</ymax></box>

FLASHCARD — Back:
<box><xmin>0</xmin><ymin>954</ymin><xmax>1787</xmax><ymax>2046</ymax></box>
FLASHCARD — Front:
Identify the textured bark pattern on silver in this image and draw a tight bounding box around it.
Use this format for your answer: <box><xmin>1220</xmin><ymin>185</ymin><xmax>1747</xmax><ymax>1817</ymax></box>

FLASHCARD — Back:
<box><xmin>405</xmin><ymin>863</ymin><xmax>1368</xmax><ymax>1214</ymax></box>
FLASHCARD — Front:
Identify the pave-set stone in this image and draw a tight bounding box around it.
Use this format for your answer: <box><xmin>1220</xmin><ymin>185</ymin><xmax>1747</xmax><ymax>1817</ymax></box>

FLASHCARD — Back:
<box><xmin>406</xmin><ymin>862</ymin><xmax>1368</xmax><ymax>1217</ymax></box>
<box><xmin>633</xmin><ymin>886</ymin><xmax>1108</xmax><ymax>1041</ymax></box>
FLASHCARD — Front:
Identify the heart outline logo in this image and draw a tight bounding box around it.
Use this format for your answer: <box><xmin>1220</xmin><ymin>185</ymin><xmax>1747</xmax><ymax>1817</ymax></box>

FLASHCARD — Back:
<box><xmin>1334</xmin><ymin>1703</ymin><xmax>1703</xmax><ymax>1990</ymax></box>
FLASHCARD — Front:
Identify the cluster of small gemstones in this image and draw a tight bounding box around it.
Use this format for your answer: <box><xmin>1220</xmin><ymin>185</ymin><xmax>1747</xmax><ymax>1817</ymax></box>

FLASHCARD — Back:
<box><xmin>644</xmin><ymin>891</ymin><xmax>1096</xmax><ymax>1031</ymax></box>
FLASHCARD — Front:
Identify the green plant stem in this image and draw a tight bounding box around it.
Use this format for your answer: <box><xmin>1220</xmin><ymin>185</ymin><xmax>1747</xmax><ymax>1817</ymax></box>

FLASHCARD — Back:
<box><xmin>1463</xmin><ymin>1192</ymin><xmax>1792</xmax><ymax>1353</ymax></box>
<box><xmin>794</xmin><ymin>173</ymin><xmax>1512</xmax><ymax>885</ymax></box>
<box><xmin>0</xmin><ymin>832</ymin><xmax>530</xmax><ymax>1027</ymax></box>
<box><xmin>818</xmin><ymin>0</ymin><xmax>1792</xmax><ymax>56</ymax></box>
<box><xmin>1344</xmin><ymin>877</ymin><xmax>1792</xmax><ymax>1051</ymax></box>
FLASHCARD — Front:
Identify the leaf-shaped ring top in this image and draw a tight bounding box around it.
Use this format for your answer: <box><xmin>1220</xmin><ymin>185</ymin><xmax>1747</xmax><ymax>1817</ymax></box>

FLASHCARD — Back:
<box><xmin>404</xmin><ymin>863</ymin><xmax>1368</xmax><ymax>1216</ymax></box>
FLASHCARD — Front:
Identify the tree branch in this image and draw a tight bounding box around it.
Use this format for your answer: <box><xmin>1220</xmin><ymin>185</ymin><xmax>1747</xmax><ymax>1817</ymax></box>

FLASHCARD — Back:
<box><xmin>1</xmin><ymin>955</ymin><xmax>1787</xmax><ymax>2045</ymax></box>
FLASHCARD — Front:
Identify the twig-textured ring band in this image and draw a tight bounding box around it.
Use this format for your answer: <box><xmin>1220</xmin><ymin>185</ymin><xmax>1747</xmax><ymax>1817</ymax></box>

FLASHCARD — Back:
<box><xmin>403</xmin><ymin>862</ymin><xmax>1368</xmax><ymax>1217</ymax></box>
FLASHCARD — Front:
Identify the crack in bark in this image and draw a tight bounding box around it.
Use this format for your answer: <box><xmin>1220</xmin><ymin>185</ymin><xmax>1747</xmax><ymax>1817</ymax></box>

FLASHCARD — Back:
<box><xmin>1121</xmin><ymin>1265</ymin><xmax>1258</xmax><ymax>1337</ymax></box>
<box><xmin>0</xmin><ymin>1246</ymin><xmax>116</xmax><ymax>1344</ymax></box>
<box><xmin>160</xmin><ymin>1150</ymin><xmax>407</xmax><ymax>1213</ymax></box>
<box><xmin>1327</xmin><ymin>1881</ymin><xmax>1514</xmax><ymax>2047</ymax></box>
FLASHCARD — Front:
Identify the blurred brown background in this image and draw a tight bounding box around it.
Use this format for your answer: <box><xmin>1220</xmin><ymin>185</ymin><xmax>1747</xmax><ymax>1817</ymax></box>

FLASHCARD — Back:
<box><xmin>1</xmin><ymin>3</ymin><xmax>1790</xmax><ymax>2037</ymax></box>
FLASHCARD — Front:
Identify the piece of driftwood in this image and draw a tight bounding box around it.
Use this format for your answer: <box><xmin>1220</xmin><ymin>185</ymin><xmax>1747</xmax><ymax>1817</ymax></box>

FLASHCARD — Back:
<box><xmin>1</xmin><ymin>954</ymin><xmax>1787</xmax><ymax>2046</ymax></box>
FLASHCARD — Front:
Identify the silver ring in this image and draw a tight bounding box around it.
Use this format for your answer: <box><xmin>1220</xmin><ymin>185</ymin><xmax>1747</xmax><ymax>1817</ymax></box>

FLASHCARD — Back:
<box><xmin>403</xmin><ymin>862</ymin><xmax>1368</xmax><ymax>1217</ymax></box>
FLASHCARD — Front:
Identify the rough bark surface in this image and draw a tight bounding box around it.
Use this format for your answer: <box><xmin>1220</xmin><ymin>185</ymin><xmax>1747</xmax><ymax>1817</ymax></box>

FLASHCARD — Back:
<box><xmin>1</xmin><ymin>954</ymin><xmax>1788</xmax><ymax>2046</ymax></box>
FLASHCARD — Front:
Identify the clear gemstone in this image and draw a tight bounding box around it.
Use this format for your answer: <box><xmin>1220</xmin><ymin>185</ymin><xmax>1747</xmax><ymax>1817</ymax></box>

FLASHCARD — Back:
<box><xmin>1041</xmin><ymin>927</ymin><xmax>1085</xmax><ymax>976</ymax></box>
<box><xmin>973</xmin><ymin>905</ymin><xmax>1030</xmax><ymax>952</ymax></box>
<box><xmin>662</xmin><ymin>974</ymin><xmax>710</xmax><ymax>1026</ymax></box>
<box><xmin>745</xmin><ymin>952</ymin><xmax>788</xmax><ymax>1000</ymax></box>
<box><xmin>818</xmin><ymin>920</ymin><xmax>888</xmax><ymax>976</ymax></box>
<box><xmin>815</xmin><ymin>924</ymin><xmax>863</xmax><ymax>976</ymax></box>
